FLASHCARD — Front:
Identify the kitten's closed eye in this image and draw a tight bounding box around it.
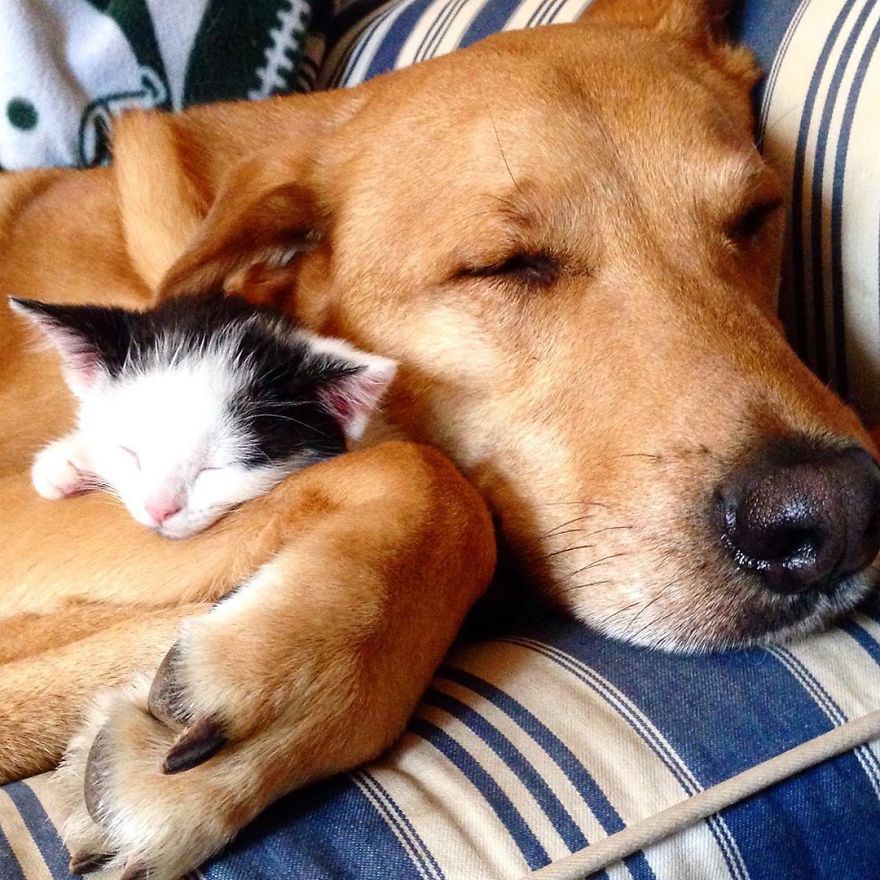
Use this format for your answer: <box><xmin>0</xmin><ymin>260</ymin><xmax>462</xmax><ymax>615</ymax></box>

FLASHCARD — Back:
<box><xmin>119</xmin><ymin>445</ymin><xmax>141</xmax><ymax>469</ymax></box>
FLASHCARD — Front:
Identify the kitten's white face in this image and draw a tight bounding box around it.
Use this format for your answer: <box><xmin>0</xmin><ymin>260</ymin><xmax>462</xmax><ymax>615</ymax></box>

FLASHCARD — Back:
<box><xmin>80</xmin><ymin>354</ymin><xmax>294</xmax><ymax>539</ymax></box>
<box><xmin>11</xmin><ymin>294</ymin><xmax>396</xmax><ymax>540</ymax></box>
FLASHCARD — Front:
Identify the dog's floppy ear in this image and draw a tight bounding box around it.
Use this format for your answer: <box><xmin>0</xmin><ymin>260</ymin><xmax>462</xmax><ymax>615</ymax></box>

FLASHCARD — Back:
<box><xmin>580</xmin><ymin>0</ymin><xmax>758</xmax><ymax>89</ymax></box>
<box><xmin>113</xmin><ymin>89</ymin><xmax>363</xmax><ymax>292</ymax></box>
<box><xmin>158</xmin><ymin>145</ymin><xmax>324</xmax><ymax>300</ymax></box>
<box><xmin>581</xmin><ymin>0</ymin><xmax>729</xmax><ymax>42</ymax></box>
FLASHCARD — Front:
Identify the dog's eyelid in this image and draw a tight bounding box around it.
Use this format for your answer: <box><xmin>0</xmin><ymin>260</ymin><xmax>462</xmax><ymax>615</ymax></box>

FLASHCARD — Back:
<box><xmin>455</xmin><ymin>251</ymin><xmax>560</xmax><ymax>287</ymax></box>
<box><xmin>726</xmin><ymin>197</ymin><xmax>783</xmax><ymax>242</ymax></box>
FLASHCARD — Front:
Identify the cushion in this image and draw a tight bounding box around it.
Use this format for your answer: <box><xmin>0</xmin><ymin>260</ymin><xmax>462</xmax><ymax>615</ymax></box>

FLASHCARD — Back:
<box><xmin>0</xmin><ymin>0</ymin><xmax>322</xmax><ymax>171</ymax></box>
<box><xmin>3</xmin><ymin>605</ymin><xmax>880</xmax><ymax>878</ymax></box>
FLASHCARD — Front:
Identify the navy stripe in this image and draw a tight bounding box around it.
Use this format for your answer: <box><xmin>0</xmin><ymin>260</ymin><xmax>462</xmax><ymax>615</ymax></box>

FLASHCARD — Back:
<box><xmin>537</xmin><ymin>0</ymin><xmax>571</xmax><ymax>28</ymax></box>
<box><xmin>527</xmin><ymin>0</ymin><xmax>557</xmax><ymax>28</ymax></box>
<box><xmin>808</xmin><ymin>0</ymin><xmax>874</xmax><ymax>389</ymax></box>
<box><xmin>410</xmin><ymin>716</ymin><xmax>550</xmax><ymax>871</ymax></box>
<box><xmin>416</xmin><ymin>0</ymin><xmax>470</xmax><ymax>63</ymax></box>
<box><xmin>1</xmin><ymin>783</ymin><xmax>69</xmax><ymax>878</ymax></box>
<box><xmin>202</xmin><ymin>773</ymin><xmax>424</xmax><ymax>880</ymax></box>
<box><xmin>506</xmin><ymin>639</ymin><xmax>746</xmax><ymax>880</ymax></box>
<box><xmin>438</xmin><ymin>666</ymin><xmax>657</xmax><ymax>880</ymax></box>
<box><xmin>503</xmin><ymin>640</ymin><xmax>699</xmax><ymax>794</ymax></box>
<box><xmin>519</xmin><ymin>618</ymin><xmax>880</xmax><ymax>877</ymax></box>
<box><xmin>331</xmin><ymin>3</ymin><xmax>394</xmax><ymax>87</ymax></box>
<box><xmin>365</xmin><ymin>0</ymin><xmax>434</xmax><ymax>79</ymax></box>
<box><xmin>460</xmin><ymin>0</ymin><xmax>522</xmax><ymax>47</ymax></box>
<box><xmin>730</xmin><ymin>0</ymin><xmax>806</xmax><ymax>131</ymax></box>
<box><xmin>340</xmin><ymin>6</ymin><xmax>395</xmax><ymax>85</ymax></box>
<box><xmin>830</xmin><ymin>11</ymin><xmax>880</xmax><ymax>398</ymax></box>
<box><xmin>772</xmin><ymin>648</ymin><xmax>880</xmax><ymax>789</ymax></box>
<box><xmin>424</xmin><ymin>688</ymin><xmax>590</xmax><ymax>853</ymax></box>
<box><xmin>788</xmin><ymin>0</ymin><xmax>859</xmax><ymax>371</ymax></box>
<box><xmin>355</xmin><ymin>772</ymin><xmax>445</xmax><ymax>880</ymax></box>
<box><xmin>0</xmin><ymin>826</ymin><xmax>27</xmax><ymax>880</ymax></box>
<box><xmin>844</xmin><ymin>619</ymin><xmax>880</xmax><ymax>667</ymax></box>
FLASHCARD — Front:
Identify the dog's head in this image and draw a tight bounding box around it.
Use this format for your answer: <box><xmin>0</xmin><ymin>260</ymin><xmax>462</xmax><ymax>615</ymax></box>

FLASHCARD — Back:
<box><xmin>149</xmin><ymin>0</ymin><xmax>880</xmax><ymax>650</ymax></box>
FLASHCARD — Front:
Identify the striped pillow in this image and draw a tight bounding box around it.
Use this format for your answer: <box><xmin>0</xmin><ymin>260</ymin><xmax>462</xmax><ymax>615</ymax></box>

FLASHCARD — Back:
<box><xmin>320</xmin><ymin>0</ymin><xmax>880</xmax><ymax>427</ymax></box>
<box><xmin>4</xmin><ymin>607</ymin><xmax>880</xmax><ymax>878</ymax></box>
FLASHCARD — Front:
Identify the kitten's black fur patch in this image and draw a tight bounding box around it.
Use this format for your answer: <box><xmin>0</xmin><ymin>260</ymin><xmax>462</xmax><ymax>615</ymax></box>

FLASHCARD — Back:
<box><xmin>14</xmin><ymin>292</ymin><xmax>359</xmax><ymax>466</ymax></box>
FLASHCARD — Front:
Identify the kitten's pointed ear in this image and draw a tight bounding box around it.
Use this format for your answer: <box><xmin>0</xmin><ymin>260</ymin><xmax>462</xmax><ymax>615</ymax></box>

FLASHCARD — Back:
<box><xmin>8</xmin><ymin>297</ymin><xmax>108</xmax><ymax>397</ymax></box>
<box><xmin>310</xmin><ymin>338</ymin><xmax>398</xmax><ymax>442</ymax></box>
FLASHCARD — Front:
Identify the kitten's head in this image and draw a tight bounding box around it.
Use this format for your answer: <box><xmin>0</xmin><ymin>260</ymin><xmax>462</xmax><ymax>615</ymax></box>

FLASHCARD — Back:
<box><xmin>10</xmin><ymin>293</ymin><xmax>396</xmax><ymax>538</ymax></box>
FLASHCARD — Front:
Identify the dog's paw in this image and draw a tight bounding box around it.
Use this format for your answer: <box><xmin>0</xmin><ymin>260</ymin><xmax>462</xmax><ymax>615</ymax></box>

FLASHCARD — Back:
<box><xmin>58</xmin><ymin>677</ymin><xmax>263</xmax><ymax>880</ymax></box>
<box><xmin>31</xmin><ymin>437</ymin><xmax>93</xmax><ymax>499</ymax></box>
<box><xmin>57</xmin><ymin>584</ymin><xmax>367</xmax><ymax>879</ymax></box>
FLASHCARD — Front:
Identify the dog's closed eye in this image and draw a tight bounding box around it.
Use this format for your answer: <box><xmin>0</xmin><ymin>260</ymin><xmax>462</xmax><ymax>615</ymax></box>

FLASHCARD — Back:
<box><xmin>457</xmin><ymin>252</ymin><xmax>559</xmax><ymax>288</ymax></box>
<box><xmin>726</xmin><ymin>198</ymin><xmax>783</xmax><ymax>245</ymax></box>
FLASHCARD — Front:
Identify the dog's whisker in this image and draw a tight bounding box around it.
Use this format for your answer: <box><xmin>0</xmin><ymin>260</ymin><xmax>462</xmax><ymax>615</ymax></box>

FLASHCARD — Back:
<box><xmin>539</xmin><ymin>542</ymin><xmax>596</xmax><ymax>561</ymax></box>
<box><xmin>558</xmin><ymin>579</ymin><xmax>616</xmax><ymax>598</ymax></box>
<box><xmin>558</xmin><ymin>552</ymin><xmax>629</xmax><ymax>579</ymax></box>
<box><xmin>591</xmin><ymin>598</ymin><xmax>642</xmax><ymax>629</ymax></box>
<box><xmin>622</xmin><ymin>582</ymin><xmax>677</xmax><ymax>640</ymax></box>
<box><xmin>543</xmin><ymin>513</ymin><xmax>600</xmax><ymax>536</ymax></box>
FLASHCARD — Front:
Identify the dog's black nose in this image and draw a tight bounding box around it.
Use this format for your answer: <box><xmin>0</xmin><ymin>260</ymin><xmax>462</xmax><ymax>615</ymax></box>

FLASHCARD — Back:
<box><xmin>717</xmin><ymin>445</ymin><xmax>880</xmax><ymax>594</ymax></box>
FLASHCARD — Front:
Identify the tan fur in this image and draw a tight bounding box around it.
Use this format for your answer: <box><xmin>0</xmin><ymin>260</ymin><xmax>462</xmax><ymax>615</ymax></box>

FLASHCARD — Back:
<box><xmin>0</xmin><ymin>1</ymin><xmax>875</xmax><ymax>875</ymax></box>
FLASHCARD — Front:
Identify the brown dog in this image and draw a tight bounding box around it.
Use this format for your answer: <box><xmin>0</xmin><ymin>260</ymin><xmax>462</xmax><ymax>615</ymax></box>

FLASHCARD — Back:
<box><xmin>1</xmin><ymin>1</ymin><xmax>878</xmax><ymax>877</ymax></box>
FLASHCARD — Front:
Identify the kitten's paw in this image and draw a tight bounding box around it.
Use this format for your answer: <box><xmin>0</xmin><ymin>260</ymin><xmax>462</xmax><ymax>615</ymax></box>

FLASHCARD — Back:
<box><xmin>31</xmin><ymin>438</ymin><xmax>93</xmax><ymax>499</ymax></box>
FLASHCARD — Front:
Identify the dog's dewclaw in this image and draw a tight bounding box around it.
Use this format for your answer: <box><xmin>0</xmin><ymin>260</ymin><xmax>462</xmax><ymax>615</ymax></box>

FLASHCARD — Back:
<box><xmin>162</xmin><ymin>716</ymin><xmax>227</xmax><ymax>774</ymax></box>
<box><xmin>83</xmin><ymin>727</ymin><xmax>110</xmax><ymax>823</ymax></box>
<box><xmin>68</xmin><ymin>851</ymin><xmax>113</xmax><ymax>875</ymax></box>
<box><xmin>147</xmin><ymin>642</ymin><xmax>188</xmax><ymax>729</ymax></box>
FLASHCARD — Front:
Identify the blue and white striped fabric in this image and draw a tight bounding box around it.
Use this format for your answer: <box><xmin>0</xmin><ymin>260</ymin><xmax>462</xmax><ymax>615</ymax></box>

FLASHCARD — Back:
<box><xmin>320</xmin><ymin>0</ymin><xmax>880</xmax><ymax>427</ymax></box>
<box><xmin>3</xmin><ymin>606</ymin><xmax>880</xmax><ymax>878</ymax></box>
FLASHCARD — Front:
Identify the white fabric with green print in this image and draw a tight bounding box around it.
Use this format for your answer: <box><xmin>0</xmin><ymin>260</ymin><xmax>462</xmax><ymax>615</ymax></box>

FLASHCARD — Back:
<box><xmin>0</xmin><ymin>0</ymin><xmax>317</xmax><ymax>171</ymax></box>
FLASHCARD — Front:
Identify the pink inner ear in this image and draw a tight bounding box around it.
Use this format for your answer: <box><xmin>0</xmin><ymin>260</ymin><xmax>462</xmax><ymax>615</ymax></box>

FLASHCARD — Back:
<box><xmin>19</xmin><ymin>312</ymin><xmax>102</xmax><ymax>394</ymax></box>
<box><xmin>62</xmin><ymin>350</ymin><xmax>102</xmax><ymax>392</ymax></box>
<box><xmin>320</xmin><ymin>360</ymin><xmax>397</xmax><ymax>442</ymax></box>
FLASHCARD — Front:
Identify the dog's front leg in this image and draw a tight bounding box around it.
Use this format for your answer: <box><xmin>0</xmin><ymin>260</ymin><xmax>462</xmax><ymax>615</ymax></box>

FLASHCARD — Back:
<box><xmin>59</xmin><ymin>442</ymin><xmax>495</xmax><ymax>880</ymax></box>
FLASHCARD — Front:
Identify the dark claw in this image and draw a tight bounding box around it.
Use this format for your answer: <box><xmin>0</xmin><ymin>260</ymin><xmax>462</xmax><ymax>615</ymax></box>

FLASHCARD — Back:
<box><xmin>163</xmin><ymin>716</ymin><xmax>227</xmax><ymax>774</ymax></box>
<box><xmin>119</xmin><ymin>861</ymin><xmax>149</xmax><ymax>880</ymax></box>
<box><xmin>68</xmin><ymin>851</ymin><xmax>113</xmax><ymax>875</ymax></box>
<box><xmin>83</xmin><ymin>727</ymin><xmax>110</xmax><ymax>823</ymax></box>
<box><xmin>148</xmin><ymin>642</ymin><xmax>189</xmax><ymax>729</ymax></box>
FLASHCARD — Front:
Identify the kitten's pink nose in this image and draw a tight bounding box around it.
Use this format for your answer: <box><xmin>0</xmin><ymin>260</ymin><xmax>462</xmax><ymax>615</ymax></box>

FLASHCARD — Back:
<box><xmin>145</xmin><ymin>497</ymin><xmax>183</xmax><ymax>525</ymax></box>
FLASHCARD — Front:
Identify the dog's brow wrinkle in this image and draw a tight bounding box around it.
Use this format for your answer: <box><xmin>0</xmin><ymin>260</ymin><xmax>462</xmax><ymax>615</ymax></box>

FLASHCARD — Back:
<box><xmin>489</xmin><ymin>110</ymin><xmax>523</xmax><ymax>197</ymax></box>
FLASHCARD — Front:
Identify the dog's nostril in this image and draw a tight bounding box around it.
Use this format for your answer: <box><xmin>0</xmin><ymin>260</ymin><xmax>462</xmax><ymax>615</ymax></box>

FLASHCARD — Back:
<box><xmin>716</xmin><ymin>445</ymin><xmax>880</xmax><ymax>595</ymax></box>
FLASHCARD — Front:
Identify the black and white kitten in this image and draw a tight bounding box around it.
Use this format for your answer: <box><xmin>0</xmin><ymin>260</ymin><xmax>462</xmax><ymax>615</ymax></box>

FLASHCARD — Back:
<box><xmin>9</xmin><ymin>292</ymin><xmax>396</xmax><ymax>539</ymax></box>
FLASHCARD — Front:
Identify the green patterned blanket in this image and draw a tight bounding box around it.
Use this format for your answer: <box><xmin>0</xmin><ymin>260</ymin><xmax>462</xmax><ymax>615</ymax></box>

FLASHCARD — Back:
<box><xmin>0</xmin><ymin>0</ymin><xmax>320</xmax><ymax>171</ymax></box>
